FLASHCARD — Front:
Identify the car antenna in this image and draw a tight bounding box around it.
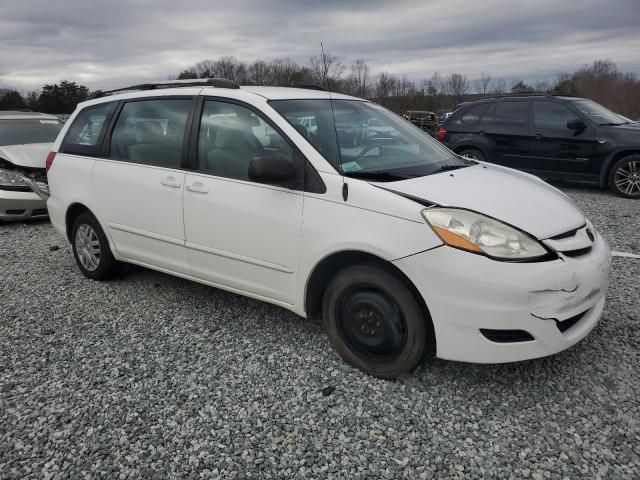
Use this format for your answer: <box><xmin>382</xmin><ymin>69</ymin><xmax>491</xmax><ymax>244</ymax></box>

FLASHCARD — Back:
<box><xmin>321</xmin><ymin>42</ymin><xmax>348</xmax><ymax>201</ymax></box>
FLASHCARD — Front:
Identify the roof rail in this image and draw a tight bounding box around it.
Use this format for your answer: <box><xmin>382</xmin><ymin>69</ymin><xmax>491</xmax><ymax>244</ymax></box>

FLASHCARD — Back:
<box><xmin>91</xmin><ymin>78</ymin><xmax>240</xmax><ymax>99</ymax></box>
<box><xmin>474</xmin><ymin>92</ymin><xmax>578</xmax><ymax>101</ymax></box>
<box><xmin>286</xmin><ymin>84</ymin><xmax>328</xmax><ymax>92</ymax></box>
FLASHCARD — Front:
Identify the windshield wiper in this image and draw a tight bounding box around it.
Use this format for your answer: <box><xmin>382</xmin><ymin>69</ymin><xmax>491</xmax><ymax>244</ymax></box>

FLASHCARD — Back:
<box><xmin>342</xmin><ymin>170</ymin><xmax>419</xmax><ymax>181</ymax></box>
<box><xmin>432</xmin><ymin>164</ymin><xmax>471</xmax><ymax>173</ymax></box>
<box><xmin>599</xmin><ymin>122</ymin><xmax>627</xmax><ymax>126</ymax></box>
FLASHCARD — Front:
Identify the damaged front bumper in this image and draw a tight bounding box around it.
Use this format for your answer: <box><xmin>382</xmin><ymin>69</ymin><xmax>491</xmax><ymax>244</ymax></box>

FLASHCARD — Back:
<box><xmin>393</xmin><ymin>233</ymin><xmax>611</xmax><ymax>363</ymax></box>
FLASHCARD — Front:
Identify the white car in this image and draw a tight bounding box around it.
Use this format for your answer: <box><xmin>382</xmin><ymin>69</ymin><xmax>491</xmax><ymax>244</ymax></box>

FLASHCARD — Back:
<box><xmin>0</xmin><ymin>111</ymin><xmax>63</xmax><ymax>221</ymax></box>
<box><xmin>45</xmin><ymin>79</ymin><xmax>611</xmax><ymax>378</ymax></box>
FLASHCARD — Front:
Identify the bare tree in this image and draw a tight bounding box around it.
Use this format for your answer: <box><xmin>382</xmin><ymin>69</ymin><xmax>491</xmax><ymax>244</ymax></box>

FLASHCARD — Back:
<box><xmin>375</xmin><ymin>71</ymin><xmax>396</xmax><ymax>98</ymax></box>
<box><xmin>347</xmin><ymin>60</ymin><xmax>370</xmax><ymax>97</ymax></box>
<box><xmin>444</xmin><ymin>73</ymin><xmax>468</xmax><ymax>98</ymax></box>
<box><xmin>474</xmin><ymin>72</ymin><xmax>492</xmax><ymax>94</ymax></box>
<box><xmin>270</xmin><ymin>58</ymin><xmax>300</xmax><ymax>85</ymax></box>
<box><xmin>247</xmin><ymin>61</ymin><xmax>271</xmax><ymax>85</ymax></box>
<box><xmin>425</xmin><ymin>72</ymin><xmax>443</xmax><ymax>96</ymax></box>
<box><xmin>492</xmin><ymin>77</ymin><xmax>507</xmax><ymax>94</ymax></box>
<box><xmin>308</xmin><ymin>53</ymin><xmax>345</xmax><ymax>88</ymax></box>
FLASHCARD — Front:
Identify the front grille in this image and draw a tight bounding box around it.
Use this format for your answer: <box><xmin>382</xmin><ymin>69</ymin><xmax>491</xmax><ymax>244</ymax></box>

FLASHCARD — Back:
<box><xmin>31</xmin><ymin>209</ymin><xmax>48</xmax><ymax>216</ymax></box>
<box><xmin>5</xmin><ymin>209</ymin><xmax>26</xmax><ymax>215</ymax></box>
<box><xmin>549</xmin><ymin>225</ymin><xmax>585</xmax><ymax>240</ymax></box>
<box><xmin>480</xmin><ymin>329</ymin><xmax>534</xmax><ymax>343</ymax></box>
<box><xmin>555</xmin><ymin>310</ymin><xmax>588</xmax><ymax>333</ymax></box>
<box><xmin>562</xmin><ymin>246</ymin><xmax>593</xmax><ymax>257</ymax></box>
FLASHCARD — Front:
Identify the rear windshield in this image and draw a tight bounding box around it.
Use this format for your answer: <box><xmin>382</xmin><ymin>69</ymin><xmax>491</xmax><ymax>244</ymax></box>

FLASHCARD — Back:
<box><xmin>0</xmin><ymin>118</ymin><xmax>63</xmax><ymax>146</ymax></box>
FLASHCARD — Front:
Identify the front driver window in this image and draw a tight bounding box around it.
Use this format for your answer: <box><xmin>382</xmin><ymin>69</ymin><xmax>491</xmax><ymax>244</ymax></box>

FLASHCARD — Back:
<box><xmin>197</xmin><ymin>100</ymin><xmax>293</xmax><ymax>182</ymax></box>
<box><xmin>534</xmin><ymin>102</ymin><xmax>577</xmax><ymax>130</ymax></box>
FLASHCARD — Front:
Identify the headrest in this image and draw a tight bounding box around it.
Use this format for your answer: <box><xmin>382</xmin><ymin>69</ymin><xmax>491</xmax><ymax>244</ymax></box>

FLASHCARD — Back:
<box><xmin>214</xmin><ymin>123</ymin><xmax>256</xmax><ymax>150</ymax></box>
<box><xmin>136</xmin><ymin>121</ymin><xmax>164</xmax><ymax>144</ymax></box>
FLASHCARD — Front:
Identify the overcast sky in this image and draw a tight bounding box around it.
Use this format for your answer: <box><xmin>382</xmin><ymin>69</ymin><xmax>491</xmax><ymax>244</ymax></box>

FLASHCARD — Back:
<box><xmin>1</xmin><ymin>0</ymin><xmax>639</xmax><ymax>92</ymax></box>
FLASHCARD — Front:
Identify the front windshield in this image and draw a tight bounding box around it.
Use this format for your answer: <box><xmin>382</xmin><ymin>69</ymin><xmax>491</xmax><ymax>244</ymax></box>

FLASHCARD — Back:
<box><xmin>572</xmin><ymin>100</ymin><xmax>626</xmax><ymax>125</ymax></box>
<box><xmin>0</xmin><ymin>118</ymin><xmax>63</xmax><ymax>146</ymax></box>
<box><xmin>270</xmin><ymin>99</ymin><xmax>470</xmax><ymax>180</ymax></box>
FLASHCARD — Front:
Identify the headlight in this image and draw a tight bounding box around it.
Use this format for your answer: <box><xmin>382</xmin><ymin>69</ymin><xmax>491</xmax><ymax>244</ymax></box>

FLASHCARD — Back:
<box><xmin>0</xmin><ymin>167</ymin><xmax>28</xmax><ymax>188</ymax></box>
<box><xmin>422</xmin><ymin>208</ymin><xmax>549</xmax><ymax>260</ymax></box>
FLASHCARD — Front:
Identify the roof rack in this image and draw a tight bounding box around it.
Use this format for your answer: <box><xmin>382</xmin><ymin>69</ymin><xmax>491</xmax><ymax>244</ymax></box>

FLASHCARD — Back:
<box><xmin>91</xmin><ymin>78</ymin><xmax>240</xmax><ymax>99</ymax></box>
<box><xmin>286</xmin><ymin>84</ymin><xmax>328</xmax><ymax>92</ymax></box>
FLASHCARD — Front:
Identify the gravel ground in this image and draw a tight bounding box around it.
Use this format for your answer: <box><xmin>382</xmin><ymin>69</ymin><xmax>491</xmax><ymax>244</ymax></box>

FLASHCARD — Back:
<box><xmin>1</xmin><ymin>184</ymin><xmax>639</xmax><ymax>479</ymax></box>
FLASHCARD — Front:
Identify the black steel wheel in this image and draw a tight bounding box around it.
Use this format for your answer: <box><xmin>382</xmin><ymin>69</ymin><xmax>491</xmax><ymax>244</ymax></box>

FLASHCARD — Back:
<box><xmin>323</xmin><ymin>264</ymin><xmax>432</xmax><ymax>379</ymax></box>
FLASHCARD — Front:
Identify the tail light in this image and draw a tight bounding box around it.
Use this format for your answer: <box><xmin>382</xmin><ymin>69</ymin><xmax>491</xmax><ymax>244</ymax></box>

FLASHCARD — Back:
<box><xmin>437</xmin><ymin>128</ymin><xmax>447</xmax><ymax>141</ymax></box>
<box><xmin>45</xmin><ymin>151</ymin><xmax>56</xmax><ymax>172</ymax></box>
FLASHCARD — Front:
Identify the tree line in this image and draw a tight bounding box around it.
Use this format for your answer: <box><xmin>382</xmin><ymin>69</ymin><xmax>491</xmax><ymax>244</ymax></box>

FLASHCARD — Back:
<box><xmin>1</xmin><ymin>58</ymin><xmax>638</xmax><ymax>118</ymax></box>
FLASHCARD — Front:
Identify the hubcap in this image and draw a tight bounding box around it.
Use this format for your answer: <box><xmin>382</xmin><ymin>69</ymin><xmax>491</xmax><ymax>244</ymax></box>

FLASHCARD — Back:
<box><xmin>337</xmin><ymin>288</ymin><xmax>407</xmax><ymax>361</ymax></box>
<box><xmin>75</xmin><ymin>224</ymin><xmax>101</xmax><ymax>271</ymax></box>
<box><xmin>614</xmin><ymin>160</ymin><xmax>640</xmax><ymax>196</ymax></box>
<box><xmin>461</xmin><ymin>152</ymin><xmax>479</xmax><ymax>160</ymax></box>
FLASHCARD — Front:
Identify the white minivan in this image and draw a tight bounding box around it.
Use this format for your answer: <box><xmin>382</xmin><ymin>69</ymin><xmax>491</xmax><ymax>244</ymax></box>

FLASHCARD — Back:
<box><xmin>45</xmin><ymin>79</ymin><xmax>611</xmax><ymax>378</ymax></box>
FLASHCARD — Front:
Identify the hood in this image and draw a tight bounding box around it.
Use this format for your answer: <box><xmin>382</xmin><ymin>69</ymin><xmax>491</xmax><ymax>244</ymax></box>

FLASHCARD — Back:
<box><xmin>377</xmin><ymin>164</ymin><xmax>585</xmax><ymax>239</ymax></box>
<box><xmin>0</xmin><ymin>143</ymin><xmax>51</xmax><ymax>169</ymax></box>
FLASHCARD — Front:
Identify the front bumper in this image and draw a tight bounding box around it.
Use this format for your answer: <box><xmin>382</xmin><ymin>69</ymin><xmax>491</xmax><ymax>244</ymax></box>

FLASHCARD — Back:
<box><xmin>394</xmin><ymin>234</ymin><xmax>611</xmax><ymax>363</ymax></box>
<box><xmin>0</xmin><ymin>189</ymin><xmax>48</xmax><ymax>221</ymax></box>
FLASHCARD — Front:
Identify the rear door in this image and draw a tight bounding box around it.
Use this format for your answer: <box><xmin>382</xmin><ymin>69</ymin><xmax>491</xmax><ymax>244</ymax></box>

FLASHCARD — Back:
<box><xmin>93</xmin><ymin>97</ymin><xmax>195</xmax><ymax>274</ymax></box>
<box><xmin>483</xmin><ymin>100</ymin><xmax>532</xmax><ymax>168</ymax></box>
<box><xmin>529</xmin><ymin>100</ymin><xmax>598</xmax><ymax>175</ymax></box>
<box><xmin>182</xmin><ymin>98</ymin><xmax>304</xmax><ymax>304</ymax></box>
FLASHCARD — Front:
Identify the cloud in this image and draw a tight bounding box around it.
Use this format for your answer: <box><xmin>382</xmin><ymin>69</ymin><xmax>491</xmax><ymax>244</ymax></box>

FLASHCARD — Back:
<box><xmin>0</xmin><ymin>0</ymin><xmax>638</xmax><ymax>91</ymax></box>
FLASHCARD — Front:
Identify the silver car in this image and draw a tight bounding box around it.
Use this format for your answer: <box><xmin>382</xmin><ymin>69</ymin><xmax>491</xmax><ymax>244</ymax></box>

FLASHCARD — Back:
<box><xmin>0</xmin><ymin>111</ymin><xmax>63</xmax><ymax>221</ymax></box>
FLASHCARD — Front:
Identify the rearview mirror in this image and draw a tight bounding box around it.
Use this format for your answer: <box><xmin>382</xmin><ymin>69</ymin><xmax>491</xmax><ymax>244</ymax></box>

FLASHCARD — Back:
<box><xmin>567</xmin><ymin>119</ymin><xmax>587</xmax><ymax>130</ymax></box>
<box><xmin>248</xmin><ymin>156</ymin><xmax>295</xmax><ymax>186</ymax></box>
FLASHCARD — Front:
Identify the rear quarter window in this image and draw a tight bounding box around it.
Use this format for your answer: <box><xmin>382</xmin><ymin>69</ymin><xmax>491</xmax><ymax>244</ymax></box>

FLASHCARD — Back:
<box><xmin>60</xmin><ymin>102</ymin><xmax>117</xmax><ymax>156</ymax></box>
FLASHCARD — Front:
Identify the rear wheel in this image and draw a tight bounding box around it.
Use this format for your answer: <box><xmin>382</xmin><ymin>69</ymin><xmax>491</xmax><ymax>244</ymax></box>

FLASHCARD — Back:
<box><xmin>322</xmin><ymin>264</ymin><xmax>430</xmax><ymax>379</ymax></box>
<box><xmin>457</xmin><ymin>148</ymin><xmax>485</xmax><ymax>161</ymax></box>
<box><xmin>71</xmin><ymin>212</ymin><xmax>120</xmax><ymax>280</ymax></box>
<box><xmin>608</xmin><ymin>155</ymin><xmax>640</xmax><ymax>198</ymax></box>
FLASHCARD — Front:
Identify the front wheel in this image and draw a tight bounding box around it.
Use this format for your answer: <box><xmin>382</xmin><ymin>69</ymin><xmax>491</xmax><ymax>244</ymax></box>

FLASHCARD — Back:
<box><xmin>322</xmin><ymin>264</ymin><xmax>431</xmax><ymax>379</ymax></box>
<box><xmin>71</xmin><ymin>212</ymin><xmax>120</xmax><ymax>280</ymax></box>
<box><xmin>608</xmin><ymin>155</ymin><xmax>640</xmax><ymax>198</ymax></box>
<box><xmin>457</xmin><ymin>148</ymin><xmax>486</xmax><ymax>161</ymax></box>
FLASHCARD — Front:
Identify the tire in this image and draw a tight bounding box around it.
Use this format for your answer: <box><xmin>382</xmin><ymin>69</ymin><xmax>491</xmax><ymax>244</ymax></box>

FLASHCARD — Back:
<box><xmin>608</xmin><ymin>155</ymin><xmax>640</xmax><ymax>199</ymax></box>
<box><xmin>322</xmin><ymin>264</ymin><xmax>430</xmax><ymax>379</ymax></box>
<box><xmin>71</xmin><ymin>212</ymin><xmax>120</xmax><ymax>280</ymax></box>
<box><xmin>458</xmin><ymin>148</ymin><xmax>486</xmax><ymax>161</ymax></box>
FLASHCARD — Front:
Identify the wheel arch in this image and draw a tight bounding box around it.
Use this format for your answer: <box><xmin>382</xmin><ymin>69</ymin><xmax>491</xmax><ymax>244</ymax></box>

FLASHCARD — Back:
<box><xmin>304</xmin><ymin>249</ymin><xmax>436</xmax><ymax>353</ymax></box>
<box><xmin>600</xmin><ymin>149</ymin><xmax>640</xmax><ymax>187</ymax></box>
<box><xmin>452</xmin><ymin>144</ymin><xmax>489</xmax><ymax>160</ymax></box>
<box><xmin>65</xmin><ymin>203</ymin><xmax>105</xmax><ymax>242</ymax></box>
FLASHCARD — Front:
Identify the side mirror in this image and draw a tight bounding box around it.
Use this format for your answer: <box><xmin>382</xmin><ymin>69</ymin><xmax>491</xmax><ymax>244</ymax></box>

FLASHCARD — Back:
<box><xmin>248</xmin><ymin>156</ymin><xmax>295</xmax><ymax>186</ymax></box>
<box><xmin>567</xmin><ymin>119</ymin><xmax>587</xmax><ymax>130</ymax></box>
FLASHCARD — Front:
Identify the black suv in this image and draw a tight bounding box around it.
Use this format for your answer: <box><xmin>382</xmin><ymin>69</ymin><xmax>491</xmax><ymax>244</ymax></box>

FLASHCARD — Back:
<box><xmin>437</xmin><ymin>95</ymin><xmax>640</xmax><ymax>198</ymax></box>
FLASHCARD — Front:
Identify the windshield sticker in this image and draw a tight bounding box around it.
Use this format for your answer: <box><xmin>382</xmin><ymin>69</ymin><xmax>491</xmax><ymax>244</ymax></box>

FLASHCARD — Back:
<box><xmin>341</xmin><ymin>161</ymin><xmax>362</xmax><ymax>172</ymax></box>
<box><xmin>39</xmin><ymin>120</ymin><xmax>60</xmax><ymax>124</ymax></box>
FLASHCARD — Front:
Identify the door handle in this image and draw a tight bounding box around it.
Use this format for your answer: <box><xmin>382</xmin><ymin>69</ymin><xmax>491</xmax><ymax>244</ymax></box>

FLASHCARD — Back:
<box><xmin>161</xmin><ymin>176</ymin><xmax>182</xmax><ymax>188</ymax></box>
<box><xmin>186</xmin><ymin>182</ymin><xmax>209</xmax><ymax>194</ymax></box>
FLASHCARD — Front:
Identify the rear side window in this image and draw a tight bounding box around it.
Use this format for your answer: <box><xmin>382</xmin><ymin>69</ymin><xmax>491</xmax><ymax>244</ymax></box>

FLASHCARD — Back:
<box><xmin>493</xmin><ymin>102</ymin><xmax>528</xmax><ymax>126</ymax></box>
<box><xmin>109</xmin><ymin>99</ymin><xmax>193</xmax><ymax>169</ymax></box>
<box><xmin>61</xmin><ymin>102</ymin><xmax>116</xmax><ymax>155</ymax></box>
<box><xmin>533</xmin><ymin>101</ymin><xmax>577</xmax><ymax>130</ymax></box>
<box><xmin>461</xmin><ymin>104</ymin><xmax>491</xmax><ymax>126</ymax></box>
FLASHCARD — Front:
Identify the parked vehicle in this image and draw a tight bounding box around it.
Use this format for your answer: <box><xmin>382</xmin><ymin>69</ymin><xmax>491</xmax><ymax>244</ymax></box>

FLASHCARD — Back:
<box><xmin>402</xmin><ymin>110</ymin><xmax>439</xmax><ymax>136</ymax></box>
<box><xmin>437</xmin><ymin>94</ymin><xmax>640</xmax><ymax>198</ymax></box>
<box><xmin>439</xmin><ymin>112</ymin><xmax>453</xmax><ymax>123</ymax></box>
<box><xmin>0</xmin><ymin>111</ymin><xmax>63</xmax><ymax>221</ymax></box>
<box><xmin>45</xmin><ymin>79</ymin><xmax>610</xmax><ymax>378</ymax></box>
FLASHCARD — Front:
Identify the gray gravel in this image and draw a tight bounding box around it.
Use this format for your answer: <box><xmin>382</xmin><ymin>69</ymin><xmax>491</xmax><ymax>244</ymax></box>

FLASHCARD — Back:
<box><xmin>1</xmin><ymin>184</ymin><xmax>639</xmax><ymax>479</ymax></box>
